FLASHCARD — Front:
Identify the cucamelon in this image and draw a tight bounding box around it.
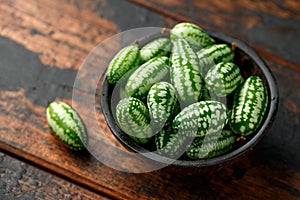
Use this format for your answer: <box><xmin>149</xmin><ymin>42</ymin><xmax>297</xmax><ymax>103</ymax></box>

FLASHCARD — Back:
<box><xmin>205</xmin><ymin>62</ymin><xmax>244</xmax><ymax>97</ymax></box>
<box><xmin>107</xmin><ymin>44</ymin><xmax>140</xmax><ymax>84</ymax></box>
<box><xmin>46</xmin><ymin>102</ymin><xmax>87</xmax><ymax>150</ymax></box>
<box><xmin>140</xmin><ymin>38</ymin><xmax>171</xmax><ymax>63</ymax></box>
<box><xmin>147</xmin><ymin>82</ymin><xmax>179</xmax><ymax>133</ymax></box>
<box><xmin>172</xmin><ymin>101</ymin><xmax>228</xmax><ymax>137</ymax></box>
<box><xmin>186</xmin><ymin>130</ymin><xmax>236</xmax><ymax>159</ymax></box>
<box><xmin>229</xmin><ymin>76</ymin><xmax>269</xmax><ymax>136</ymax></box>
<box><xmin>155</xmin><ymin>126</ymin><xmax>190</xmax><ymax>158</ymax></box>
<box><xmin>116</xmin><ymin>97</ymin><xmax>152</xmax><ymax>144</ymax></box>
<box><xmin>126</xmin><ymin>56</ymin><xmax>170</xmax><ymax>100</ymax></box>
<box><xmin>170</xmin><ymin>38</ymin><xmax>203</xmax><ymax>106</ymax></box>
<box><xmin>197</xmin><ymin>44</ymin><xmax>234</xmax><ymax>74</ymax></box>
<box><xmin>170</xmin><ymin>22</ymin><xmax>215</xmax><ymax>49</ymax></box>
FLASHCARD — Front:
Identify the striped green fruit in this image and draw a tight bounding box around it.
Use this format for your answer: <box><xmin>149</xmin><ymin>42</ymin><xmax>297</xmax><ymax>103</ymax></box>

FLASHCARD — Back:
<box><xmin>155</xmin><ymin>126</ymin><xmax>190</xmax><ymax>158</ymax></box>
<box><xmin>172</xmin><ymin>101</ymin><xmax>228</xmax><ymax>137</ymax></box>
<box><xmin>229</xmin><ymin>76</ymin><xmax>269</xmax><ymax>136</ymax></box>
<box><xmin>116</xmin><ymin>97</ymin><xmax>152</xmax><ymax>144</ymax></box>
<box><xmin>126</xmin><ymin>56</ymin><xmax>170</xmax><ymax>100</ymax></box>
<box><xmin>170</xmin><ymin>22</ymin><xmax>215</xmax><ymax>50</ymax></box>
<box><xmin>186</xmin><ymin>130</ymin><xmax>236</xmax><ymax>159</ymax></box>
<box><xmin>170</xmin><ymin>38</ymin><xmax>203</xmax><ymax>106</ymax></box>
<box><xmin>46</xmin><ymin>102</ymin><xmax>87</xmax><ymax>151</ymax></box>
<box><xmin>107</xmin><ymin>44</ymin><xmax>140</xmax><ymax>84</ymax></box>
<box><xmin>147</xmin><ymin>82</ymin><xmax>179</xmax><ymax>133</ymax></box>
<box><xmin>140</xmin><ymin>37</ymin><xmax>171</xmax><ymax>63</ymax></box>
<box><xmin>197</xmin><ymin>44</ymin><xmax>234</xmax><ymax>74</ymax></box>
<box><xmin>205</xmin><ymin>62</ymin><xmax>244</xmax><ymax>97</ymax></box>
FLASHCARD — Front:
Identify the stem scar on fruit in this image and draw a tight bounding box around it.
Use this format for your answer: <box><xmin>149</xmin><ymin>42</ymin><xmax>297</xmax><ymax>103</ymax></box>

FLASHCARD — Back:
<box><xmin>161</xmin><ymin>27</ymin><xmax>169</xmax><ymax>34</ymax></box>
<box><xmin>236</xmin><ymin>135</ymin><xmax>246</xmax><ymax>142</ymax></box>
<box><xmin>231</xmin><ymin>42</ymin><xmax>237</xmax><ymax>52</ymax></box>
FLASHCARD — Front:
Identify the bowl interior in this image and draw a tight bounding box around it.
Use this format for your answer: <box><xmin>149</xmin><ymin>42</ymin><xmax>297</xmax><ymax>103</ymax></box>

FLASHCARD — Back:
<box><xmin>100</xmin><ymin>30</ymin><xmax>279</xmax><ymax>168</ymax></box>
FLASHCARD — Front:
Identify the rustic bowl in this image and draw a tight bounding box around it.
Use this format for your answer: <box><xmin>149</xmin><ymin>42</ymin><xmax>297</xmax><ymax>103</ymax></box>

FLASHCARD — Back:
<box><xmin>100</xmin><ymin>30</ymin><xmax>279</xmax><ymax>173</ymax></box>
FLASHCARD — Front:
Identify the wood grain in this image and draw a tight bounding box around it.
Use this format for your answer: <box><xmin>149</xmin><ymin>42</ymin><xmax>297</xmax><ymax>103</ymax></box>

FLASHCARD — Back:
<box><xmin>0</xmin><ymin>0</ymin><xmax>300</xmax><ymax>199</ymax></box>
<box><xmin>129</xmin><ymin>0</ymin><xmax>300</xmax><ymax>70</ymax></box>
<box><xmin>0</xmin><ymin>152</ymin><xmax>109</xmax><ymax>199</ymax></box>
<box><xmin>0</xmin><ymin>0</ymin><xmax>119</xmax><ymax>70</ymax></box>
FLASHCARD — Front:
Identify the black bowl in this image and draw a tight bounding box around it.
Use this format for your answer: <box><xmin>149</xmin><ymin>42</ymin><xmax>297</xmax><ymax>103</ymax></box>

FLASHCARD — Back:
<box><xmin>100</xmin><ymin>30</ymin><xmax>279</xmax><ymax>172</ymax></box>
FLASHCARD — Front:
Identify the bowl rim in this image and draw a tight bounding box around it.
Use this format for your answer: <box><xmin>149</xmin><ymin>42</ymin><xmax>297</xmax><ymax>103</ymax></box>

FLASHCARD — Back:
<box><xmin>100</xmin><ymin>30</ymin><xmax>279</xmax><ymax>168</ymax></box>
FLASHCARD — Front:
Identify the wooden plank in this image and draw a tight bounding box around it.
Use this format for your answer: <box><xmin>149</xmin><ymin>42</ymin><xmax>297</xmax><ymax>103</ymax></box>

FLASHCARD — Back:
<box><xmin>0</xmin><ymin>152</ymin><xmax>110</xmax><ymax>199</ymax></box>
<box><xmin>129</xmin><ymin>0</ymin><xmax>300</xmax><ymax>71</ymax></box>
<box><xmin>0</xmin><ymin>0</ymin><xmax>119</xmax><ymax>70</ymax></box>
<box><xmin>0</xmin><ymin>0</ymin><xmax>300</xmax><ymax>199</ymax></box>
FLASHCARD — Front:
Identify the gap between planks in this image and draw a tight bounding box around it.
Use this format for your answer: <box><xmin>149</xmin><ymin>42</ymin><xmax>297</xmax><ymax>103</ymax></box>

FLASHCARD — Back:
<box><xmin>0</xmin><ymin>141</ymin><xmax>124</xmax><ymax>200</ymax></box>
<box><xmin>128</xmin><ymin>0</ymin><xmax>300</xmax><ymax>74</ymax></box>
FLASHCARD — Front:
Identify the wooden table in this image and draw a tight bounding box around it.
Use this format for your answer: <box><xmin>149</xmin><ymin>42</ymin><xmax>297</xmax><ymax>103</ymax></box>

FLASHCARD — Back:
<box><xmin>1</xmin><ymin>0</ymin><xmax>300</xmax><ymax>199</ymax></box>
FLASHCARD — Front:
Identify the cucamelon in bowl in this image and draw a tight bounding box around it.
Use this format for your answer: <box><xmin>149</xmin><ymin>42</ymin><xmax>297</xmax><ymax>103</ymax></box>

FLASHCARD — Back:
<box><xmin>100</xmin><ymin>23</ymin><xmax>278</xmax><ymax>171</ymax></box>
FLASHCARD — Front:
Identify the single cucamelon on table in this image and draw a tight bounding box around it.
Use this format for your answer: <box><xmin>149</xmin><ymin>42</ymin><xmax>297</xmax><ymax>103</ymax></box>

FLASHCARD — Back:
<box><xmin>172</xmin><ymin>101</ymin><xmax>228</xmax><ymax>137</ymax></box>
<box><xmin>170</xmin><ymin>38</ymin><xmax>203</xmax><ymax>106</ymax></box>
<box><xmin>46</xmin><ymin>102</ymin><xmax>87</xmax><ymax>151</ymax></box>
<box><xmin>186</xmin><ymin>130</ymin><xmax>236</xmax><ymax>159</ymax></box>
<box><xmin>205</xmin><ymin>62</ymin><xmax>244</xmax><ymax>97</ymax></box>
<box><xmin>126</xmin><ymin>56</ymin><xmax>170</xmax><ymax>100</ymax></box>
<box><xmin>116</xmin><ymin>97</ymin><xmax>152</xmax><ymax>144</ymax></box>
<box><xmin>197</xmin><ymin>44</ymin><xmax>234</xmax><ymax>74</ymax></box>
<box><xmin>155</xmin><ymin>126</ymin><xmax>190</xmax><ymax>158</ymax></box>
<box><xmin>229</xmin><ymin>76</ymin><xmax>269</xmax><ymax>136</ymax></box>
<box><xmin>170</xmin><ymin>22</ymin><xmax>215</xmax><ymax>50</ymax></box>
<box><xmin>107</xmin><ymin>44</ymin><xmax>140</xmax><ymax>85</ymax></box>
<box><xmin>147</xmin><ymin>82</ymin><xmax>179</xmax><ymax>133</ymax></box>
<box><xmin>140</xmin><ymin>37</ymin><xmax>171</xmax><ymax>63</ymax></box>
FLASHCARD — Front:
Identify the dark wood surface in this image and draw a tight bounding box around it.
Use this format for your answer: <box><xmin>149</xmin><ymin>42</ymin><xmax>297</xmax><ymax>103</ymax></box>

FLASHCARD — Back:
<box><xmin>0</xmin><ymin>0</ymin><xmax>299</xmax><ymax>199</ymax></box>
<box><xmin>0</xmin><ymin>152</ymin><xmax>108</xmax><ymax>199</ymax></box>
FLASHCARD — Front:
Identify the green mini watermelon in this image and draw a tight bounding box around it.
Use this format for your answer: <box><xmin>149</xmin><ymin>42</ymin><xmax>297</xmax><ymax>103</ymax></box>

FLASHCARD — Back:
<box><xmin>172</xmin><ymin>101</ymin><xmax>228</xmax><ymax>137</ymax></box>
<box><xmin>229</xmin><ymin>76</ymin><xmax>269</xmax><ymax>136</ymax></box>
<box><xmin>197</xmin><ymin>44</ymin><xmax>234</xmax><ymax>74</ymax></box>
<box><xmin>155</xmin><ymin>126</ymin><xmax>190</xmax><ymax>158</ymax></box>
<box><xmin>107</xmin><ymin>44</ymin><xmax>140</xmax><ymax>84</ymax></box>
<box><xmin>147</xmin><ymin>81</ymin><xmax>179</xmax><ymax>133</ymax></box>
<box><xmin>46</xmin><ymin>101</ymin><xmax>87</xmax><ymax>150</ymax></box>
<box><xmin>140</xmin><ymin>37</ymin><xmax>171</xmax><ymax>63</ymax></box>
<box><xmin>205</xmin><ymin>62</ymin><xmax>244</xmax><ymax>97</ymax></box>
<box><xmin>186</xmin><ymin>130</ymin><xmax>236</xmax><ymax>159</ymax></box>
<box><xmin>170</xmin><ymin>38</ymin><xmax>203</xmax><ymax>106</ymax></box>
<box><xmin>116</xmin><ymin>97</ymin><xmax>152</xmax><ymax>144</ymax></box>
<box><xmin>126</xmin><ymin>56</ymin><xmax>170</xmax><ymax>100</ymax></box>
<box><xmin>170</xmin><ymin>22</ymin><xmax>215</xmax><ymax>50</ymax></box>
